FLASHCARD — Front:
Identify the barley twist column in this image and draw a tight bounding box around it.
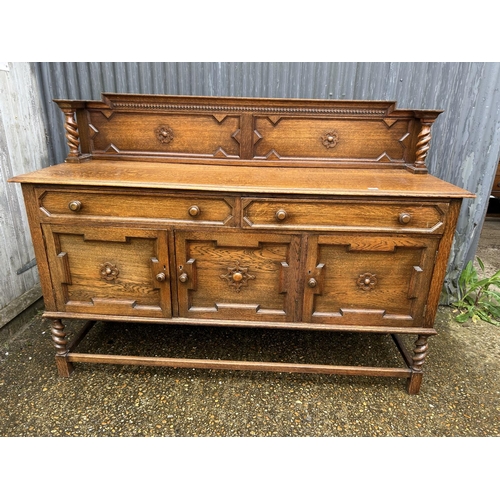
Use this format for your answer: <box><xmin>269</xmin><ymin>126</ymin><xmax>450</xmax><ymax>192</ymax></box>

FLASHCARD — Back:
<box><xmin>414</xmin><ymin>122</ymin><xmax>432</xmax><ymax>169</ymax></box>
<box><xmin>50</xmin><ymin>319</ymin><xmax>73</xmax><ymax>377</ymax></box>
<box><xmin>51</xmin><ymin>319</ymin><xmax>67</xmax><ymax>354</ymax></box>
<box><xmin>63</xmin><ymin>110</ymin><xmax>80</xmax><ymax>159</ymax></box>
<box><xmin>407</xmin><ymin>334</ymin><xmax>430</xmax><ymax>395</ymax></box>
<box><xmin>412</xmin><ymin>334</ymin><xmax>429</xmax><ymax>371</ymax></box>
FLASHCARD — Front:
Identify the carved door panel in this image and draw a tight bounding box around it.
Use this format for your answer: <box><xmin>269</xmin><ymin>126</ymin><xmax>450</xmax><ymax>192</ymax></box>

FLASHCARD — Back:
<box><xmin>303</xmin><ymin>234</ymin><xmax>439</xmax><ymax>327</ymax></box>
<box><xmin>43</xmin><ymin>225</ymin><xmax>171</xmax><ymax>318</ymax></box>
<box><xmin>174</xmin><ymin>230</ymin><xmax>300</xmax><ymax>322</ymax></box>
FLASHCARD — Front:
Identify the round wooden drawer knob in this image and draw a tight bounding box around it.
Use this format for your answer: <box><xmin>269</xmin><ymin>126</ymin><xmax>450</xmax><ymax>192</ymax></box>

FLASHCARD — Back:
<box><xmin>399</xmin><ymin>213</ymin><xmax>412</xmax><ymax>224</ymax></box>
<box><xmin>232</xmin><ymin>272</ymin><xmax>243</xmax><ymax>282</ymax></box>
<box><xmin>179</xmin><ymin>272</ymin><xmax>189</xmax><ymax>283</ymax></box>
<box><xmin>307</xmin><ymin>278</ymin><xmax>317</xmax><ymax>288</ymax></box>
<box><xmin>275</xmin><ymin>209</ymin><xmax>287</xmax><ymax>221</ymax></box>
<box><xmin>188</xmin><ymin>205</ymin><xmax>200</xmax><ymax>217</ymax></box>
<box><xmin>156</xmin><ymin>272</ymin><xmax>167</xmax><ymax>282</ymax></box>
<box><xmin>68</xmin><ymin>200</ymin><xmax>82</xmax><ymax>212</ymax></box>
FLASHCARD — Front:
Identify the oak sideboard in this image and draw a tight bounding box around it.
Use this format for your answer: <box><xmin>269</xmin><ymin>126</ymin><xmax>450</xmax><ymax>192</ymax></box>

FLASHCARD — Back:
<box><xmin>10</xmin><ymin>93</ymin><xmax>473</xmax><ymax>394</ymax></box>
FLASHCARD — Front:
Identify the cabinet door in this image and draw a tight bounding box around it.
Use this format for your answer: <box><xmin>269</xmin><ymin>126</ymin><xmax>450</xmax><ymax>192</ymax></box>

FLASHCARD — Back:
<box><xmin>175</xmin><ymin>230</ymin><xmax>300</xmax><ymax>322</ymax></box>
<box><xmin>303</xmin><ymin>234</ymin><xmax>439</xmax><ymax>327</ymax></box>
<box><xmin>43</xmin><ymin>225</ymin><xmax>171</xmax><ymax>318</ymax></box>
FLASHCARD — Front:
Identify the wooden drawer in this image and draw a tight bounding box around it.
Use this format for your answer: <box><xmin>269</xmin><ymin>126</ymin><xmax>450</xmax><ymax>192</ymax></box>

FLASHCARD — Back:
<box><xmin>38</xmin><ymin>189</ymin><xmax>235</xmax><ymax>225</ymax></box>
<box><xmin>242</xmin><ymin>198</ymin><xmax>449</xmax><ymax>233</ymax></box>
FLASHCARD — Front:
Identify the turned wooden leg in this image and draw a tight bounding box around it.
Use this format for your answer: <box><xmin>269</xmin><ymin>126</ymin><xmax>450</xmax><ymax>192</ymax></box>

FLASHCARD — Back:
<box><xmin>407</xmin><ymin>334</ymin><xmax>429</xmax><ymax>395</ymax></box>
<box><xmin>50</xmin><ymin>319</ymin><xmax>74</xmax><ymax>377</ymax></box>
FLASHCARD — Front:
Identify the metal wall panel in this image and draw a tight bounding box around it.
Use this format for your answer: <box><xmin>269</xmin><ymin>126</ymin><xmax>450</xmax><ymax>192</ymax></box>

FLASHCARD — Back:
<box><xmin>33</xmin><ymin>62</ymin><xmax>500</xmax><ymax>300</ymax></box>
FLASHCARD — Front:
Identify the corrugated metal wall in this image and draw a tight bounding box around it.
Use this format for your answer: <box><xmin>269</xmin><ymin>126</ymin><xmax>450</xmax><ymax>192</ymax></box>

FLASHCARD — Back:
<box><xmin>33</xmin><ymin>62</ymin><xmax>500</xmax><ymax>300</ymax></box>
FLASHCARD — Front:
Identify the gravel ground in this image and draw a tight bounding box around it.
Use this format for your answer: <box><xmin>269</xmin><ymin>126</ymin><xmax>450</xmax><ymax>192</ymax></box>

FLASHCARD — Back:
<box><xmin>1</xmin><ymin>305</ymin><xmax>498</xmax><ymax>438</ymax></box>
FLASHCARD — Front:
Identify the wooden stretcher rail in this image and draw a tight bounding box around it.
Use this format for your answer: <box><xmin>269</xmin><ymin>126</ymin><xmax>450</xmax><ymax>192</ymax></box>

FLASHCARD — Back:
<box><xmin>58</xmin><ymin>320</ymin><xmax>414</xmax><ymax>384</ymax></box>
<box><xmin>65</xmin><ymin>352</ymin><xmax>412</xmax><ymax>378</ymax></box>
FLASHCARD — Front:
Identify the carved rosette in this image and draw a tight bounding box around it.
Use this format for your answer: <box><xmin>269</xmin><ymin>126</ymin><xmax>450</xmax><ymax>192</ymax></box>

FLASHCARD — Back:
<box><xmin>156</xmin><ymin>125</ymin><xmax>174</xmax><ymax>144</ymax></box>
<box><xmin>357</xmin><ymin>273</ymin><xmax>377</xmax><ymax>291</ymax></box>
<box><xmin>220</xmin><ymin>261</ymin><xmax>255</xmax><ymax>292</ymax></box>
<box><xmin>100</xmin><ymin>262</ymin><xmax>119</xmax><ymax>281</ymax></box>
<box><xmin>321</xmin><ymin>131</ymin><xmax>339</xmax><ymax>149</ymax></box>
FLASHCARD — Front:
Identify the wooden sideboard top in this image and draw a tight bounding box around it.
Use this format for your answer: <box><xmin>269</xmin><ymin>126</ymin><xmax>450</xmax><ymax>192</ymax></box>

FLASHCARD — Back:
<box><xmin>10</xmin><ymin>160</ymin><xmax>474</xmax><ymax>198</ymax></box>
<box><xmin>50</xmin><ymin>93</ymin><xmax>445</xmax><ymax>172</ymax></box>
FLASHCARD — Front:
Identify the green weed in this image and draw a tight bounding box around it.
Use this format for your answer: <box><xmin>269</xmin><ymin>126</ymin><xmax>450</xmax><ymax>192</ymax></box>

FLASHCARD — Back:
<box><xmin>452</xmin><ymin>257</ymin><xmax>500</xmax><ymax>326</ymax></box>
